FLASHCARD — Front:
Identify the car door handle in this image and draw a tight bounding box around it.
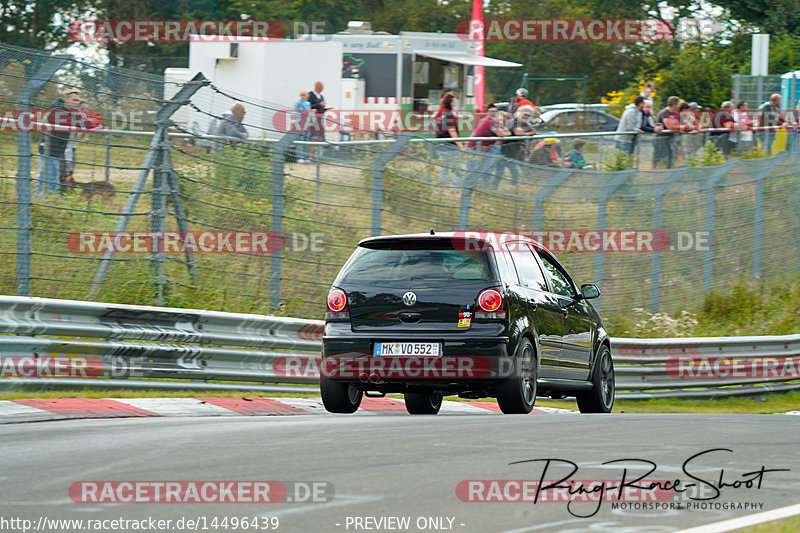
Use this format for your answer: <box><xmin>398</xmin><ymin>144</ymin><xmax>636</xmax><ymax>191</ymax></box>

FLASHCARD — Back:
<box><xmin>561</xmin><ymin>307</ymin><xmax>569</xmax><ymax>317</ymax></box>
<box><xmin>527</xmin><ymin>298</ymin><xmax>537</xmax><ymax>310</ymax></box>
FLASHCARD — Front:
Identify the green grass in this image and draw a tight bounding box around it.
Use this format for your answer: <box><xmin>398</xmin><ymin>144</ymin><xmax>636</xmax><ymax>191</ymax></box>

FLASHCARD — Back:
<box><xmin>739</xmin><ymin>516</ymin><xmax>800</xmax><ymax>533</ymax></box>
<box><xmin>606</xmin><ymin>276</ymin><xmax>800</xmax><ymax>337</ymax></box>
<box><xmin>536</xmin><ymin>390</ymin><xmax>800</xmax><ymax>414</ymax></box>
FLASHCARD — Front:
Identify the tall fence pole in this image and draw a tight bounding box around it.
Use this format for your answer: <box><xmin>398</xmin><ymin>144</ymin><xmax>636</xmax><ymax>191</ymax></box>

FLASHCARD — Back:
<box><xmin>90</xmin><ymin>73</ymin><xmax>209</xmax><ymax>298</ymax></box>
<box><xmin>149</xmin><ymin>134</ymin><xmax>171</xmax><ymax>305</ymax></box>
<box><xmin>162</xmin><ymin>149</ymin><xmax>198</xmax><ymax>285</ymax></box>
<box><xmin>703</xmin><ymin>159</ymin><xmax>740</xmax><ymax>293</ymax></box>
<box><xmin>15</xmin><ymin>55</ymin><xmax>69</xmax><ymax>296</ymax></box>
<box><xmin>370</xmin><ymin>135</ymin><xmax>411</xmax><ymax>236</ymax></box>
<box><xmin>649</xmin><ymin>166</ymin><xmax>689</xmax><ymax>312</ymax></box>
<box><xmin>532</xmin><ymin>168</ymin><xmax>574</xmax><ymax>231</ymax></box>
<box><xmin>269</xmin><ymin>132</ymin><xmax>300</xmax><ymax>310</ymax></box>
<box><xmin>458</xmin><ymin>151</ymin><xmax>500</xmax><ymax>230</ymax></box>
<box><xmin>592</xmin><ymin>170</ymin><xmax>634</xmax><ymax>307</ymax></box>
<box><xmin>752</xmin><ymin>152</ymin><xmax>787</xmax><ymax>281</ymax></box>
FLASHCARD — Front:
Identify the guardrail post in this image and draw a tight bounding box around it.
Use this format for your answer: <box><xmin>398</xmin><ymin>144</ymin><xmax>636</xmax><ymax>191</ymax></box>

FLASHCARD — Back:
<box><xmin>703</xmin><ymin>159</ymin><xmax>740</xmax><ymax>293</ymax></box>
<box><xmin>15</xmin><ymin>55</ymin><xmax>69</xmax><ymax>296</ymax></box>
<box><xmin>649</xmin><ymin>166</ymin><xmax>689</xmax><ymax>312</ymax></box>
<box><xmin>458</xmin><ymin>150</ymin><xmax>501</xmax><ymax>230</ymax></box>
<box><xmin>269</xmin><ymin>132</ymin><xmax>301</xmax><ymax>310</ymax></box>
<box><xmin>592</xmin><ymin>170</ymin><xmax>634</xmax><ymax>308</ymax></box>
<box><xmin>532</xmin><ymin>168</ymin><xmax>574</xmax><ymax>231</ymax></box>
<box><xmin>752</xmin><ymin>152</ymin><xmax>786</xmax><ymax>281</ymax></box>
<box><xmin>371</xmin><ymin>135</ymin><xmax>412</xmax><ymax>236</ymax></box>
<box><xmin>90</xmin><ymin>73</ymin><xmax>209</xmax><ymax>298</ymax></box>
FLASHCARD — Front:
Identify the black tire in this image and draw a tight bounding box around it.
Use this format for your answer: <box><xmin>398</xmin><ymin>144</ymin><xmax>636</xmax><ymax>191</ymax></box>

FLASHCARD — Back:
<box><xmin>404</xmin><ymin>391</ymin><xmax>443</xmax><ymax>415</ymax></box>
<box><xmin>320</xmin><ymin>377</ymin><xmax>362</xmax><ymax>413</ymax></box>
<box><xmin>496</xmin><ymin>338</ymin><xmax>537</xmax><ymax>414</ymax></box>
<box><xmin>577</xmin><ymin>345</ymin><xmax>615</xmax><ymax>413</ymax></box>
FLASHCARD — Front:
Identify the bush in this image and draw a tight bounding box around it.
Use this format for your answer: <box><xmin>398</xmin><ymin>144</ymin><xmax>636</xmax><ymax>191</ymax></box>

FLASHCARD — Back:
<box><xmin>602</xmin><ymin>149</ymin><xmax>635</xmax><ymax>171</ymax></box>
<box><xmin>689</xmin><ymin>140</ymin><xmax>725</xmax><ymax>167</ymax></box>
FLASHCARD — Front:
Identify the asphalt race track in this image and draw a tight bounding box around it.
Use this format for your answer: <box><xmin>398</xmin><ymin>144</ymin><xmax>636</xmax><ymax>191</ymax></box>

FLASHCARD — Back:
<box><xmin>1</xmin><ymin>413</ymin><xmax>798</xmax><ymax>533</ymax></box>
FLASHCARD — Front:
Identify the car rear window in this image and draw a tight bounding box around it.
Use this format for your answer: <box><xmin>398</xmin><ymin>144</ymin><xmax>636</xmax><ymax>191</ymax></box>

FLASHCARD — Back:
<box><xmin>338</xmin><ymin>243</ymin><xmax>496</xmax><ymax>285</ymax></box>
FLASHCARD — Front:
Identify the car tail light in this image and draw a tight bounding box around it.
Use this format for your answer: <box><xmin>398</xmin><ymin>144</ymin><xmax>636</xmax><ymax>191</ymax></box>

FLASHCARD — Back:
<box><xmin>326</xmin><ymin>288</ymin><xmax>349</xmax><ymax>320</ymax></box>
<box><xmin>476</xmin><ymin>288</ymin><xmax>507</xmax><ymax>320</ymax></box>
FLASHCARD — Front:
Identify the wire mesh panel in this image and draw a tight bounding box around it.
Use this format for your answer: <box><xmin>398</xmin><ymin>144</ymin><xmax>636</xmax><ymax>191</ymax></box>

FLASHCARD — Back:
<box><xmin>2</xmin><ymin>43</ymin><xmax>800</xmax><ymax>324</ymax></box>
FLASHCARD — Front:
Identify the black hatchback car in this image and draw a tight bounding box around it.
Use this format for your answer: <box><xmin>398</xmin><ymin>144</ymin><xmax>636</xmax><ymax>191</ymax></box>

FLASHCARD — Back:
<box><xmin>320</xmin><ymin>232</ymin><xmax>614</xmax><ymax>415</ymax></box>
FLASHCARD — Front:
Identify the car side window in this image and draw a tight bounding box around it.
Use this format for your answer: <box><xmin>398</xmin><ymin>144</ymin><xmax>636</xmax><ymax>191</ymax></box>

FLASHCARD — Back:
<box><xmin>507</xmin><ymin>243</ymin><xmax>548</xmax><ymax>292</ymax></box>
<box><xmin>494</xmin><ymin>246</ymin><xmax>518</xmax><ymax>285</ymax></box>
<box><xmin>538</xmin><ymin>253</ymin><xmax>575</xmax><ymax>298</ymax></box>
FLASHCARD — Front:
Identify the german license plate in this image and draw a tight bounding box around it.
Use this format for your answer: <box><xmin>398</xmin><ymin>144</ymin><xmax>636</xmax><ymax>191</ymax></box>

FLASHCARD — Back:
<box><xmin>373</xmin><ymin>342</ymin><xmax>440</xmax><ymax>356</ymax></box>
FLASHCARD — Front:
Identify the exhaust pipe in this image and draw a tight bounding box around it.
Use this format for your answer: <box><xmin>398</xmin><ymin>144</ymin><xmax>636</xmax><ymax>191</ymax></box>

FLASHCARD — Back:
<box><xmin>359</xmin><ymin>372</ymin><xmax>370</xmax><ymax>383</ymax></box>
<box><xmin>369</xmin><ymin>372</ymin><xmax>382</xmax><ymax>384</ymax></box>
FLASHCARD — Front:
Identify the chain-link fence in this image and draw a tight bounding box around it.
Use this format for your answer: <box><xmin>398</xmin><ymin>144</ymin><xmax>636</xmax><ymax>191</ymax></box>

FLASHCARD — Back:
<box><xmin>732</xmin><ymin>74</ymin><xmax>783</xmax><ymax>109</ymax></box>
<box><xmin>3</xmin><ymin>43</ymin><xmax>800</xmax><ymax>323</ymax></box>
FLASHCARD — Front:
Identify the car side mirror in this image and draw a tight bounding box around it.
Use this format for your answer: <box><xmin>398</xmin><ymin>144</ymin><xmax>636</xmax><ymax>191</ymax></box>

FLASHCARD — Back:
<box><xmin>580</xmin><ymin>284</ymin><xmax>600</xmax><ymax>300</ymax></box>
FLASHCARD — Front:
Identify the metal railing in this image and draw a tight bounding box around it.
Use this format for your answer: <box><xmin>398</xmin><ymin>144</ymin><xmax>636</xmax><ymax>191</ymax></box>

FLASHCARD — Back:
<box><xmin>2</xmin><ymin>296</ymin><xmax>797</xmax><ymax>399</ymax></box>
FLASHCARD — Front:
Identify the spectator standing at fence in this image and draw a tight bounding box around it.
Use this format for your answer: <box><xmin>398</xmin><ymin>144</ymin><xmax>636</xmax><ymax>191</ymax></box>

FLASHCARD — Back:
<box><xmin>37</xmin><ymin>88</ymin><xmax>82</xmax><ymax>197</ymax></box>
<box><xmin>653</xmin><ymin>96</ymin><xmax>681</xmax><ymax>168</ymax></box>
<box><xmin>679</xmin><ymin>102</ymin><xmax>704</xmax><ymax>160</ymax></box>
<box><xmin>218</xmin><ymin>103</ymin><xmax>249</xmax><ymax>141</ymax></box>
<box><xmin>730</xmin><ymin>100</ymin><xmax>754</xmax><ymax>153</ymax></box>
<box><xmin>495</xmin><ymin>105</ymin><xmax>537</xmax><ymax>185</ymax></box>
<box><xmin>307</xmin><ymin>81</ymin><xmax>330</xmax><ymax>160</ymax></box>
<box><xmin>435</xmin><ymin>92</ymin><xmax>463</xmax><ymax>184</ymax></box>
<box><xmin>466</xmin><ymin>105</ymin><xmax>510</xmax><ymax>153</ymax></box>
<box><xmin>758</xmin><ymin>94</ymin><xmax>784</xmax><ymax>154</ymax></box>
<box><xmin>710</xmin><ymin>101</ymin><xmax>736</xmax><ymax>155</ymax></box>
<box><xmin>61</xmin><ymin>98</ymin><xmax>101</xmax><ymax>192</ymax></box>
<box><xmin>294</xmin><ymin>91</ymin><xmax>312</xmax><ymax>163</ymax></box>
<box><xmin>615</xmin><ymin>96</ymin><xmax>645</xmax><ymax>154</ymax></box>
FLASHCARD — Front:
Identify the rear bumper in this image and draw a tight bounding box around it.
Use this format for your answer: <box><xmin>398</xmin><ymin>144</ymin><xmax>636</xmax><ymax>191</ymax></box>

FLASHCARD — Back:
<box><xmin>321</xmin><ymin>327</ymin><xmax>513</xmax><ymax>393</ymax></box>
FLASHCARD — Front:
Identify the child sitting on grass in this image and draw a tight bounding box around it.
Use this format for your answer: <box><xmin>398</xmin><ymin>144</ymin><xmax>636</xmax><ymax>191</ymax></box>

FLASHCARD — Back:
<box><xmin>566</xmin><ymin>139</ymin><xmax>595</xmax><ymax>169</ymax></box>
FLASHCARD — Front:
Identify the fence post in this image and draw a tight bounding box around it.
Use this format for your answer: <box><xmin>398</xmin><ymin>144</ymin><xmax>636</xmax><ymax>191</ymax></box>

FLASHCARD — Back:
<box><xmin>458</xmin><ymin>150</ymin><xmax>501</xmax><ymax>230</ymax></box>
<box><xmin>90</xmin><ymin>72</ymin><xmax>209</xmax><ymax>298</ymax></box>
<box><xmin>592</xmin><ymin>169</ymin><xmax>635</xmax><ymax>308</ymax></box>
<box><xmin>15</xmin><ymin>54</ymin><xmax>69</xmax><ymax>296</ymax></box>
<box><xmin>269</xmin><ymin>132</ymin><xmax>300</xmax><ymax>310</ymax></box>
<box><xmin>149</xmin><ymin>135</ymin><xmax>171</xmax><ymax>305</ymax></box>
<box><xmin>649</xmin><ymin>166</ymin><xmax>689</xmax><ymax>312</ymax></box>
<box><xmin>752</xmin><ymin>152</ymin><xmax>787</xmax><ymax>281</ymax></box>
<box><xmin>532</xmin><ymin>168</ymin><xmax>574</xmax><ymax>231</ymax></box>
<box><xmin>703</xmin><ymin>159</ymin><xmax>740</xmax><ymax>293</ymax></box>
<box><xmin>161</xmin><ymin>149</ymin><xmax>198</xmax><ymax>286</ymax></box>
<box><xmin>104</xmin><ymin>131</ymin><xmax>112</xmax><ymax>182</ymax></box>
<box><xmin>370</xmin><ymin>135</ymin><xmax>411</xmax><ymax>236</ymax></box>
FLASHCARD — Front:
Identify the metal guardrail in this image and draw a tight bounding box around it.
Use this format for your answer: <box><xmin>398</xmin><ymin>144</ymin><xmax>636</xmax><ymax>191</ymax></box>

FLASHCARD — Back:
<box><xmin>1</xmin><ymin>296</ymin><xmax>798</xmax><ymax>399</ymax></box>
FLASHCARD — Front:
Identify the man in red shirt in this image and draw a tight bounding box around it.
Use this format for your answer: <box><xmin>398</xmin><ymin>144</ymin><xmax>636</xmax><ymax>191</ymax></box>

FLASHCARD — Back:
<box><xmin>466</xmin><ymin>105</ymin><xmax>510</xmax><ymax>152</ymax></box>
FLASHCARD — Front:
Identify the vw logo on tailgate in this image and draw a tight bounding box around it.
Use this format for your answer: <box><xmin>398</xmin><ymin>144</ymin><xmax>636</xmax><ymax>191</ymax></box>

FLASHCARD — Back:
<box><xmin>402</xmin><ymin>291</ymin><xmax>417</xmax><ymax>306</ymax></box>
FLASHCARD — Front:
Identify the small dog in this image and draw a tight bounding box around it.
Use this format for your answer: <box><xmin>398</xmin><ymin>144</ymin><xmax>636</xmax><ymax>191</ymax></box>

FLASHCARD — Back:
<box><xmin>62</xmin><ymin>176</ymin><xmax>117</xmax><ymax>203</ymax></box>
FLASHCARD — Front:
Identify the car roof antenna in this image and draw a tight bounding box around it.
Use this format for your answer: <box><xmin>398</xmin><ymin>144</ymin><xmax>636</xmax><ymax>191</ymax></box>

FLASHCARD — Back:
<box><xmin>430</xmin><ymin>228</ymin><xmax>435</xmax><ymax>235</ymax></box>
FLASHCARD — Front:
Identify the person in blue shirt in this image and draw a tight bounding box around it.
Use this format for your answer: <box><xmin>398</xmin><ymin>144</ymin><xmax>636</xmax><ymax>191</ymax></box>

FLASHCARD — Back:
<box><xmin>294</xmin><ymin>91</ymin><xmax>312</xmax><ymax>163</ymax></box>
<box><xmin>566</xmin><ymin>139</ymin><xmax>595</xmax><ymax>169</ymax></box>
